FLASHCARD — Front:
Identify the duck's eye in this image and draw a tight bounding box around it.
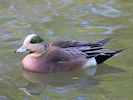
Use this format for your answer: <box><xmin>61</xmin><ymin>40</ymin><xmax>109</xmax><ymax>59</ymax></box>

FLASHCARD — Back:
<box><xmin>30</xmin><ymin>36</ymin><xmax>44</xmax><ymax>44</ymax></box>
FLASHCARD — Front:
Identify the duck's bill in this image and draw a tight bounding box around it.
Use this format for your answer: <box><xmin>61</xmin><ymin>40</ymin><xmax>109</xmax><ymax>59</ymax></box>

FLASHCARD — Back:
<box><xmin>15</xmin><ymin>45</ymin><xmax>27</xmax><ymax>53</ymax></box>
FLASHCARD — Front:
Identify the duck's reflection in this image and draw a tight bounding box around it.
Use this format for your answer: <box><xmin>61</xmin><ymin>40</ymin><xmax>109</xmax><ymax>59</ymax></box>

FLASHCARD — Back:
<box><xmin>19</xmin><ymin>65</ymin><xmax>98</xmax><ymax>96</ymax></box>
<box><xmin>19</xmin><ymin>64</ymin><xmax>124</xmax><ymax>96</ymax></box>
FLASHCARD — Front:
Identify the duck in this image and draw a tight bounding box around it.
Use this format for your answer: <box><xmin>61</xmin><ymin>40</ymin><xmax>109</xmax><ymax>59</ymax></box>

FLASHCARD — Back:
<box><xmin>15</xmin><ymin>34</ymin><xmax>124</xmax><ymax>72</ymax></box>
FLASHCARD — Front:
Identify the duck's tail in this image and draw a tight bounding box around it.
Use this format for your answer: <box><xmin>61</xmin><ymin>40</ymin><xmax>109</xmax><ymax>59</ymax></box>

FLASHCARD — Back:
<box><xmin>95</xmin><ymin>49</ymin><xmax>125</xmax><ymax>64</ymax></box>
<box><xmin>98</xmin><ymin>37</ymin><xmax>112</xmax><ymax>46</ymax></box>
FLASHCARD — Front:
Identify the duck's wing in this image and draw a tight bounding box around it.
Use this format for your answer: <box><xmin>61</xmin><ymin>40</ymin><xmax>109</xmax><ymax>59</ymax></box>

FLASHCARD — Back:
<box><xmin>52</xmin><ymin>38</ymin><xmax>112</xmax><ymax>48</ymax></box>
<box><xmin>85</xmin><ymin>48</ymin><xmax>125</xmax><ymax>64</ymax></box>
<box><xmin>82</xmin><ymin>48</ymin><xmax>106</xmax><ymax>58</ymax></box>
<box><xmin>52</xmin><ymin>40</ymin><xmax>100</xmax><ymax>48</ymax></box>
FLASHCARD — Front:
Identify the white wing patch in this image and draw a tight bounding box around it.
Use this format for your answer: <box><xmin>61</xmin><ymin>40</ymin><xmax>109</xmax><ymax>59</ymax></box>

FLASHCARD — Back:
<box><xmin>83</xmin><ymin>57</ymin><xmax>97</xmax><ymax>68</ymax></box>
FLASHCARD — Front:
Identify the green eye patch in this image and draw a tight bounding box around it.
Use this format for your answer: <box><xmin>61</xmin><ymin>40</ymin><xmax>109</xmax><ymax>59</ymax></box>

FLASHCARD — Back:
<box><xmin>30</xmin><ymin>36</ymin><xmax>44</xmax><ymax>44</ymax></box>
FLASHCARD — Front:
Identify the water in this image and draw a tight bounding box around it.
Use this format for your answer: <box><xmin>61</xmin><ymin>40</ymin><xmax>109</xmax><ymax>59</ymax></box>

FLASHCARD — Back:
<box><xmin>0</xmin><ymin>0</ymin><xmax>133</xmax><ymax>100</ymax></box>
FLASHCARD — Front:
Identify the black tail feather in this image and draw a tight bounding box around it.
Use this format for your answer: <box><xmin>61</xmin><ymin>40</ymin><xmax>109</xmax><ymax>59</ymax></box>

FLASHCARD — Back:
<box><xmin>114</xmin><ymin>49</ymin><xmax>125</xmax><ymax>54</ymax></box>
<box><xmin>95</xmin><ymin>49</ymin><xmax>125</xmax><ymax>64</ymax></box>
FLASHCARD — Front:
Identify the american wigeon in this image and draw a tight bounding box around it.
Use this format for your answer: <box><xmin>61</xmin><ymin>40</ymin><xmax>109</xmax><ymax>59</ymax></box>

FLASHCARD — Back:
<box><xmin>15</xmin><ymin>34</ymin><xmax>124</xmax><ymax>72</ymax></box>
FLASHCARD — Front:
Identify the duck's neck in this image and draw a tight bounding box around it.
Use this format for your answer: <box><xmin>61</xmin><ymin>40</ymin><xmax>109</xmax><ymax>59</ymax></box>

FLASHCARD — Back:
<box><xmin>29</xmin><ymin>43</ymin><xmax>49</xmax><ymax>57</ymax></box>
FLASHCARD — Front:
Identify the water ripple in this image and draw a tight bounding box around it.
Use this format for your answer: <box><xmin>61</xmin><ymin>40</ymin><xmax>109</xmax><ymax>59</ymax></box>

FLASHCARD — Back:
<box><xmin>85</xmin><ymin>0</ymin><xmax>121</xmax><ymax>17</ymax></box>
<box><xmin>0</xmin><ymin>34</ymin><xmax>14</xmax><ymax>40</ymax></box>
<box><xmin>91</xmin><ymin>4</ymin><xmax>121</xmax><ymax>17</ymax></box>
<box><xmin>83</xmin><ymin>25</ymin><xmax>124</xmax><ymax>34</ymax></box>
<box><xmin>74</xmin><ymin>96</ymin><xmax>88</xmax><ymax>100</ymax></box>
<box><xmin>49</xmin><ymin>87</ymin><xmax>70</xmax><ymax>94</ymax></box>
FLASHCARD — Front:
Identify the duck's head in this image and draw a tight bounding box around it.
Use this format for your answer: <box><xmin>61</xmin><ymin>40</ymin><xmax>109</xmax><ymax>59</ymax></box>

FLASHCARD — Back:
<box><xmin>15</xmin><ymin>34</ymin><xmax>48</xmax><ymax>54</ymax></box>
